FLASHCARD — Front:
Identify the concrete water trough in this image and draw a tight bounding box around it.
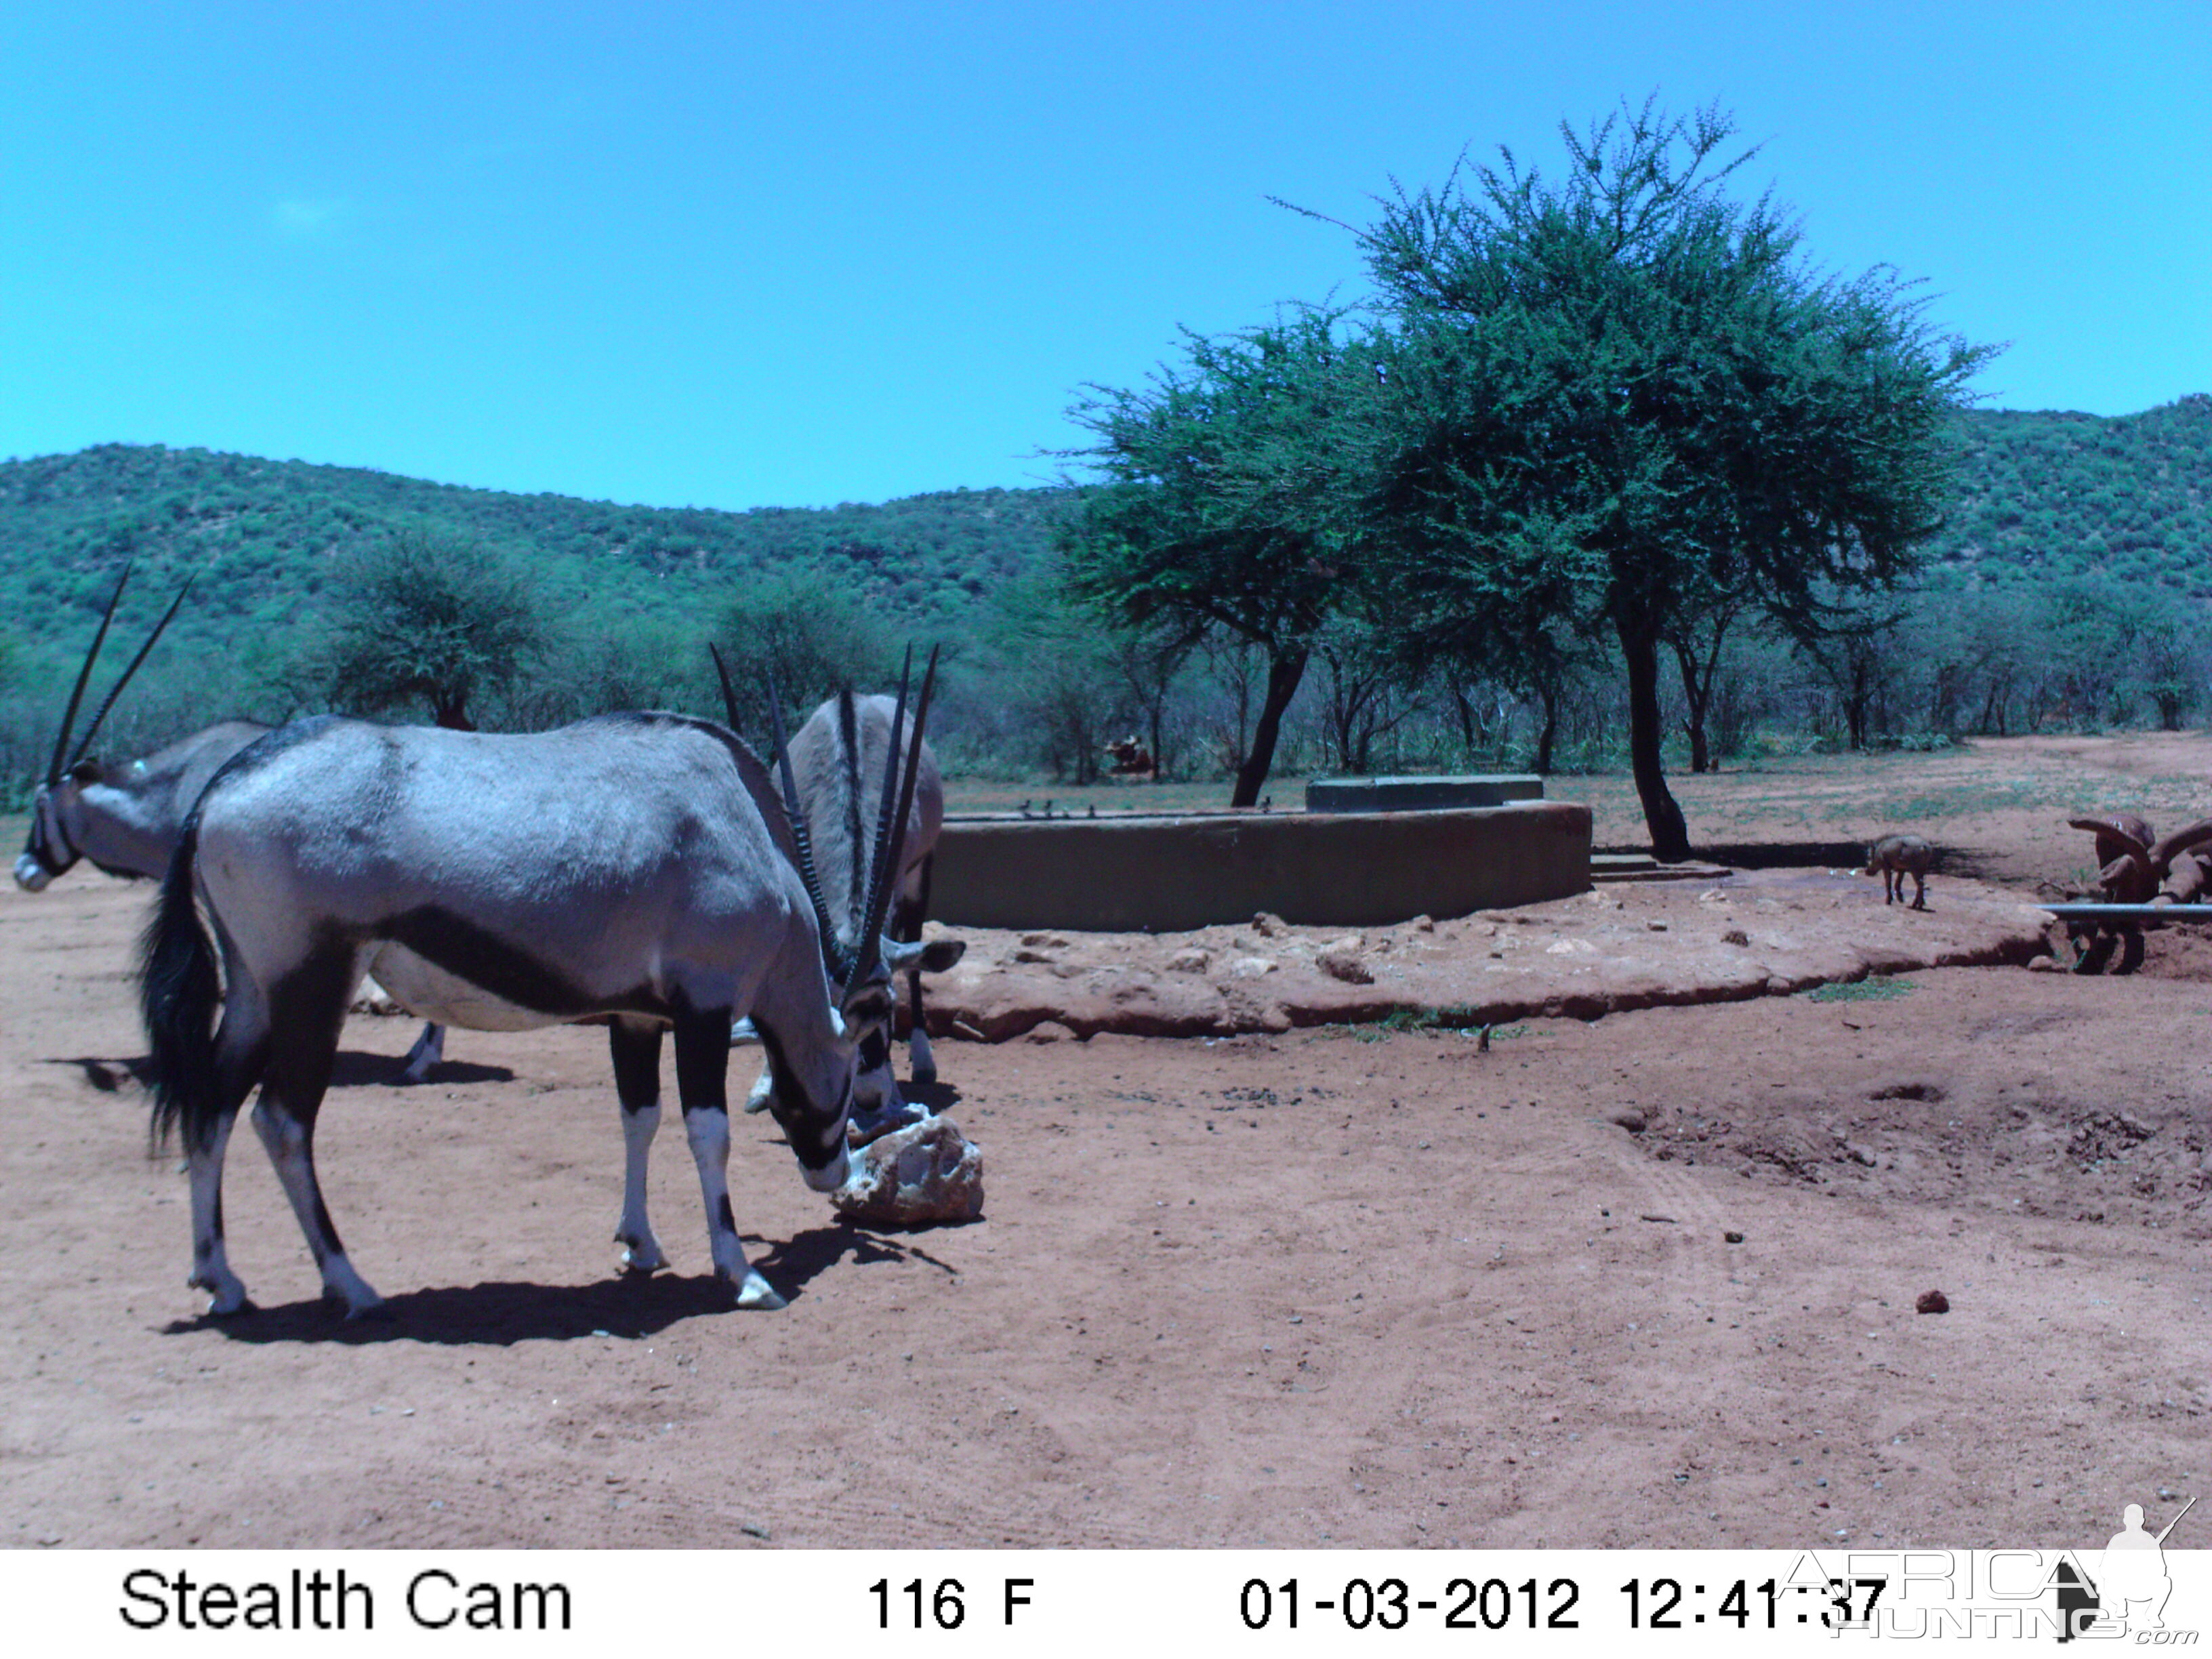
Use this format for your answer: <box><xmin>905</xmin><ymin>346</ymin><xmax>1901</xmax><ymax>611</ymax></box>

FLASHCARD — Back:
<box><xmin>1305</xmin><ymin>773</ymin><xmax>1545</xmax><ymax>812</ymax></box>
<box><xmin>930</xmin><ymin>800</ymin><xmax>1592</xmax><ymax>932</ymax></box>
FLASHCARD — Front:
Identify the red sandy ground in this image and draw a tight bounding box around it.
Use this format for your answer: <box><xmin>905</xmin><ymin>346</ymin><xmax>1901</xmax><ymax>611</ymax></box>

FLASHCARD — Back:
<box><xmin>2</xmin><ymin>735</ymin><xmax>2208</xmax><ymax>1550</ymax></box>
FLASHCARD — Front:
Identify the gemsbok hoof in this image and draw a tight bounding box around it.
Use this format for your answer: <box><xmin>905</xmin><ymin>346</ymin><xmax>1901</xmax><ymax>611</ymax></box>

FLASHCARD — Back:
<box><xmin>735</xmin><ymin>1270</ymin><xmax>788</xmax><ymax>1311</ymax></box>
<box><xmin>617</xmin><ymin>1236</ymin><xmax>667</xmax><ymax>1274</ymax></box>
<box><xmin>194</xmin><ymin>1282</ymin><xmax>251</xmax><ymax>1317</ymax></box>
<box><xmin>321</xmin><ymin>1286</ymin><xmax>390</xmax><ymax>1322</ymax></box>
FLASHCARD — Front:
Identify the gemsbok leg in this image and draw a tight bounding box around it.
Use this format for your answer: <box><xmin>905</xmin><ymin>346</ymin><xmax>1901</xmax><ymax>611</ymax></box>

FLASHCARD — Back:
<box><xmin>185</xmin><ymin>981</ymin><xmax>272</xmax><ymax>1315</ymax></box>
<box><xmin>249</xmin><ymin>948</ymin><xmax>383</xmax><ymax>1317</ymax></box>
<box><xmin>398</xmin><ymin>1021</ymin><xmax>447</xmax><ymax>1085</ymax></box>
<box><xmin>671</xmin><ymin>1002</ymin><xmax>787</xmax><ymax>1308</ymax></box>
<box><xmin>609</xmin><ymin>1017</ymin><xmax>669</xmax><ymax>1273</ymax></box>
<box><xmin>901</xmin><ymin>853</ymin><xmax>938</xmax><ymax>1087</ymax></box>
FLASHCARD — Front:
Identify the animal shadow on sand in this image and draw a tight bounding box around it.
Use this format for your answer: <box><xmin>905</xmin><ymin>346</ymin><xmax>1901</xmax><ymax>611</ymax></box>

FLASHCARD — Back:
<box><xmin>1680</xmin><ymin>839</ymin><xmax>1874</xmax><ymax>871</ymax></box>
<box><xmin>49</xmin><ymin>1050</ymin><xmax>513</xmax><ymax>1092</ymax></box>
<box><xmin>897</xmin><ymin>1079</ymin><xmax>963</xmax><ymax>1115</ymax></box>
<box><xmin>160</xmin><ymin>1225</ymin><xmax>955</xmax><ymax>1347</ymax></box>
<box><xmin>52</xmin><ymin>1054</ymin><xmax>155</xmax><ymax>1093</ymax></box>
<box><xmin>327</xmin><ymin>1050</ymin><xmax>514</xmax><ymax>1088</ymax></box>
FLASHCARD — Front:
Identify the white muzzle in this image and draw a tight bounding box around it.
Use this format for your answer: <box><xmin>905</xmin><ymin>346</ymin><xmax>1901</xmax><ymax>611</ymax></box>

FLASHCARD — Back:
<box><xmin>801</xmin><ymin>1145</ymin><xmax>851</xmax><ymax>1193</ymax></box>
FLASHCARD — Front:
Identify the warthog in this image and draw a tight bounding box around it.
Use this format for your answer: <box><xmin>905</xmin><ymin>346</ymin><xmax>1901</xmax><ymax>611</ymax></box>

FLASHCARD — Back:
<box><xmin>1862</xmin><ymin>834</ymin><xmax>1933</xmax><ymax>910</ymax></box>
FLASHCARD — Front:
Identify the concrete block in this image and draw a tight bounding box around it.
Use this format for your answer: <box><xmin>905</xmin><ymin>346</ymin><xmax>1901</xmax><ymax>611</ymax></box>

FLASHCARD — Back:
<box><xmin>1305</xmin><ymin>774</ymin><xmax>1544</xmax><ymax>813</ymax></box>
<box><xmin>931</xmin><ymin>801</ymin><xmax>1591</xmax><ymax>930</ymax></box>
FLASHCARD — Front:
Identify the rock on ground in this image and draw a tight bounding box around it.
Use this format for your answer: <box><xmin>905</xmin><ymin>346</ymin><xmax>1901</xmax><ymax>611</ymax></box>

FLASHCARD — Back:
<box><xmin>832</xmin><ymin>1117</ymin><xmax>985</xmax><ymax>1228</ymax></box>
<box><xmin>916</xmin><ymin>868</ymin><xmax>2057</xmax><ymax>1042</ymax></box>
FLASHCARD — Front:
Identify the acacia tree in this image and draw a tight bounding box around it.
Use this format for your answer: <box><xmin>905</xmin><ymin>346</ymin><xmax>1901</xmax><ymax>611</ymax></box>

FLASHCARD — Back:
<box><xmin>979</xmin><ymin>573</ymin><xmax>1129</xmax><ymax>784</ymax></box>
<box><xmin>1344</xmin><ymin>98</ymin><xmax>1994</xmax><ymax>858</ymax></box>
<box><xmin>1666</xmin><ymin>593</ymin><xmax>1745</xmax><ymax>772</ymax></box>
<box><xmin>1059</xmin><ymin>309</ymin><xmax>1380</xmax><ymax>806</ymax></box>
<box><xmin>2125</xmin><ymin>588</ymin><xmax>2210</xmax><ymax>731</ymax></box>
<box><xmin>1793</xmin><ymin>591</ymin><xmax>1904</xmax><ymax>749</ymax></box>
<box><xmin>308</xmin><ymin>530</ymin><xmax>548</xmax><ymax>730</ymax></box>
<box><xmin>712</xmin><ymin>565</ymin><xmax>894</xmax><ymax>732</ymax></box>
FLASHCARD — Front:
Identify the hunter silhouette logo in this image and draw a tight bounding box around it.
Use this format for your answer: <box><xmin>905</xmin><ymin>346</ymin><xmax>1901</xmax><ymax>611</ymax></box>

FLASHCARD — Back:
<box><xmin>2061</xmin><ymin>1494</ymin><xmax>2196</xmax><ymax>1640</ymax></box>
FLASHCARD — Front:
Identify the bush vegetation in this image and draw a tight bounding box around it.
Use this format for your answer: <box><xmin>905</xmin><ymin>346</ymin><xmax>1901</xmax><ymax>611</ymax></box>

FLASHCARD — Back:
<box><xmin>3</xmin><ymin>394</ymin><xmax>2207</xmax><ymax>820</ymax></box>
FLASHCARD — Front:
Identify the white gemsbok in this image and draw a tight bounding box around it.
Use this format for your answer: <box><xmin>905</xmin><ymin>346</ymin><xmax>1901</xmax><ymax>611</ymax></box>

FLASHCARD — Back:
<box><xmin>714</xmin><ymin>660</ymin><xmax>964</xmax><ymax>1137</ymax></box>
<box><xmin>15</xmin><ymin>568</ymin><xmax>449</xmax><ymax>1082</ymax></box>
<box><xmin>140</xmin><ymin>651</ymin><xmax>941</xmax><ymax>1316</ymax></box>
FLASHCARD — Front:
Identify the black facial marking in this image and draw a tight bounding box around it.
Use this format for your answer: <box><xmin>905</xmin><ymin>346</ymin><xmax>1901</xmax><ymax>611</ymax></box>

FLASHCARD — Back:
<box><xmin>750</xmin><ymin>1016</ymin><xmax>848</xmax><ymax>1171</ymax></box>
<box><xmin>22</xmin><ymin>789</ymin><xmax>75</xmax><ymax>876</ymax></box>
<box><xmin>856</xmin><ymin>1025</ymin><xmax>890</xmax><ymax>1077</ymax></box>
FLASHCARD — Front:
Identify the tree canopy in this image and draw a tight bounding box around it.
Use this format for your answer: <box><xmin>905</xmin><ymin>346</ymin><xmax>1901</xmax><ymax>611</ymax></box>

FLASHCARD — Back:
<box><xmin>1346</xmin><ymin>97</ymin><xmax>1996</xmax><ymax>856</ymax></box>
<box><xmin>710</xmin><ymin>565</ymin><xmax>896</xmax><ymax>736</ymax></box>
<box><xmin>302</xmin><ymin>530</ymin><xmax>549</xmax><ymax>730</ymax></box>
<box><xmin>1059</xmin><ymin>308</ymin><xmax>1382</xmax><ymax>804</ymax></box>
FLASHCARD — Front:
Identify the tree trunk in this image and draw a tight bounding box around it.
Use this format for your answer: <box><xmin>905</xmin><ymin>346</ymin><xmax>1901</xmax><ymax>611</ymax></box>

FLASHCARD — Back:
<box><xmin>1231</xmin><ymin>647</ymin><xmax>1308</xmax><ymax>808</ymax></box>
<box><xmin>1451</xmin><ymin>684</ymin><xmax>1478</xmax><ymax>753</ymax></box>
<box><xmin>1533</xmin><ymin>680</ymin><xmax>1559</xmax><ymax>776</ymax></box>
<box><xmin>1844</xmin><ymin>657</ymin><xmax>1872</xmax><ymax>750</ymax></box>
<box><xmin>1620</xmin><ymin>621</ymin><xmax>1691</xmax><ymax>861</ymax></box>
<box><xmin>1673</xmin><ymin>640</ymin><xmax>1713</xmax><ymax>774</ymax></box>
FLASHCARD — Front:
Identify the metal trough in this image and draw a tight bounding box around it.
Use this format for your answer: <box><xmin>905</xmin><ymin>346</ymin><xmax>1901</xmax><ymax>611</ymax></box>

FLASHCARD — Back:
<box><xmin>2039</xmin><ymin>904</ymin><xmax>2212</xmax><ymax>922</ymax></box>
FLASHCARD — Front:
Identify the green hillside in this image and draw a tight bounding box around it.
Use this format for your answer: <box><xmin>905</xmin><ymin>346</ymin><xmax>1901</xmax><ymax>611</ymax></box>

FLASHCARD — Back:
<box><xmin>1</xmin><ymin>396</ymin><xmax>2206</xmax><ymax>796</ymax></box>
<box><xmin>0</xmin><ymin>443</ymin><xmax>1071</xmax><ymax>668</ymax></box>
<box><xmin>5</xmin><ymin>397</ymin><xmax>2207</xmax><ymax>667</ymax></box>
<box><xmin>1930</xmin><ymin>394</ymin><xmax>2212</xmax><ymax>594</ymax></box>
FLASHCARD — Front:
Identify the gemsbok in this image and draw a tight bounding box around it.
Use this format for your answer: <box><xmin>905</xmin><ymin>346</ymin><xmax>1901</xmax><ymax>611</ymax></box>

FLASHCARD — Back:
<box><xmin>16</xmin><ymin>567</ymin><xmax>450</xmax><ymax>1084</ymax></box>
<box><xmin>761</xmin><ymin>676</ymin><xmax>964</xmax><ymax>1136</ymax></box>
<box><xmin>140</xmin><ymin>653</ymin><xmax>941</xmax><ymax>1316</ymax></box>
<box><xmin>15</xmin><ymin>565</ymin><xmax>205</xmax><ymax>893</ymax></box>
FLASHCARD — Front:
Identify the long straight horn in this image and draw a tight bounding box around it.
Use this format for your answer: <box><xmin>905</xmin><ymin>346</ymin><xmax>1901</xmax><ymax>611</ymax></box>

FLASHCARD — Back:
<box><xmin>767</xmin><ymin>670</ymin><xmax>848</xmax><ymax>979</ymax></box>
<box><xmin>68</xmin><ymin>573</ymin><xmax>195</xmax><ymax>771</ymax></box>
<box><xmin>47</xmin><ymin>562</ymin><xmax>134</xmax><ymax>785</ymax></box>
<box><xmin>859</xmin><ymin>647</ymin><xmax>914</xmax><ymax>943</ymax></box>
<box><xmin>847</xmin><ymin>644</ymin><xmax>939</xmax><ymax>994</ymax></box>
<box><xmin>708</xmin><ymin>641</ymin><xmax>743</xmax><ymax>731</ymax></box>
<box><xmin>718</xmin><ymin>644</ymin><xmax>846</xmax><ymax>979</ymax></box>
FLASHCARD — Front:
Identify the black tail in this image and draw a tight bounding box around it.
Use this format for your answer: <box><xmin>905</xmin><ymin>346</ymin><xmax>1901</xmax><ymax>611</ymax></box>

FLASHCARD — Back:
<box><xmin>140</xmin><ymin>815</ymin><xmax>222</xmax><ymax>1151</ymax></box>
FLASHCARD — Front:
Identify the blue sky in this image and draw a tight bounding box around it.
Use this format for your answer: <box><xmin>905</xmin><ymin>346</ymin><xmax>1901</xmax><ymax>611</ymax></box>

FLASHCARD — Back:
<box><xmin>4</xmin><ymin>2</ymin><xmax>2207</xmax><ymax>511</ymax></box>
